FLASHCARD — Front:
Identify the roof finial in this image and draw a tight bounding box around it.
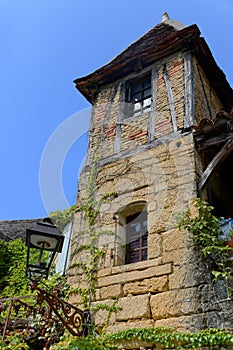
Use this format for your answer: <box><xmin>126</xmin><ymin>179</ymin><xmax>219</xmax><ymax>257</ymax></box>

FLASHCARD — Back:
<box><xmin>162</xmin><ymin>12</ymin><xmax>170</xmax><ymax>22</ymax></box>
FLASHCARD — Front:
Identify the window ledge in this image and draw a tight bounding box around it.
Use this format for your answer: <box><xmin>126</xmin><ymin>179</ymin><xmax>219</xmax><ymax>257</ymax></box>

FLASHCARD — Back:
<box><xmin>111</xmin><ymin>257</ymin><xmax>162</xmax><ymax>275</ymax></box>
<box><xmin>123</xmin><ymin>111</ymin><xmax>150</xmax><ymax>122</ymax></box>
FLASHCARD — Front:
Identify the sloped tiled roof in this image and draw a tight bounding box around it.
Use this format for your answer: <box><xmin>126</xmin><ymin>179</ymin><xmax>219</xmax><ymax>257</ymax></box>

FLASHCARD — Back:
<box><xmin>193</xmin><ymin>109</ymin><xmax>233</xmax><ymax>151</ymax></box>
<box><xmin>192</xmin><ymin>109</ymin><xmax>233</xmax><ymax>134</ymax></box>
<box><xmin>74</xmin><ymin>21</ymin><xmax>188</xmax><ymax>101</ymax></box>
<box><xmin>0</xmin><ymin>219</ymin><xmax>43</xmax><ymax>242</ymax></box>
<box><xmin>74</xmin><ymin>19</ymin><xmax>233</xmax><ymax>111</ymax></box>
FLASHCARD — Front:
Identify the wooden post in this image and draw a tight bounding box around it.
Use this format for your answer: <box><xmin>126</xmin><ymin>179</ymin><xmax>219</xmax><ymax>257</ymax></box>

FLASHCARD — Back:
<box><xmin>163</xmin><ymin>64</ymin><xmax>177</xmax><ymax>132</ymax></box>
<box><xmin>183</xmin><ymin>51</ymin><xmax>195</xmax><ymax>128</ymax></box>
<box><xmin>115</xmin><ymin>81</ymin><xmax>125</xmax><ymax>153</ymax></box>
<box><xmin>2</xmin><ymin>300</ymin><xmax>13</xmax><ymax>341</ymax></box>
<box><xmin>199</xmin><ymin>139</ymin><xmax>233</xmax><ymax>191</ymax></box>
<box><xmin>148</xmin><ymin>67</ymin><xmax>158</xmax><ymax>142</ymax></box>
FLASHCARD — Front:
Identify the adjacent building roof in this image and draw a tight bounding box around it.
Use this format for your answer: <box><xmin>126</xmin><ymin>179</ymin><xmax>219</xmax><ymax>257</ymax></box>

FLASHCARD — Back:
<box><xmin>74</xmin><ymin>16</ymin><xmax>233</xmax><ymax>111</ymax></box>
<box><xmin>0</xmin><ymin>219</ymin><xmax>43</xmax><ymax>242</ymax></box>
<box><xmin>193</xmin><ymin>108</ymin><xmax>233</xmax><ymax>151</ymax></box>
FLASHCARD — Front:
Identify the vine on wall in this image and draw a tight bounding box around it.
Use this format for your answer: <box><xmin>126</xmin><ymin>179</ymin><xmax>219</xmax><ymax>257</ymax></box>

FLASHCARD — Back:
<box><xmin>178</xmin><ymin>198</ymin><xmax>233</xmax><ymax>284</ymax></box>
<box><xmin>68</xmin><ymin>154</ymin><xmax>118</xmax><ymax>334</ymax></box>
<box><xmin>50</xmin><ymin>326</ymin><xmax>233</xmax><ymax>349</ymax></box>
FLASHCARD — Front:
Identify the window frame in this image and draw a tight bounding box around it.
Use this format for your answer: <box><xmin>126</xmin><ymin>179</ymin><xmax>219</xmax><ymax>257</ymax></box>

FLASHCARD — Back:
<box><xmin>114</xmin><ymin>202</ymin><xmax>148</xmax><ymax>266</ymax></box>
<box><xmin>125</xmin><ymin>73</ymin><xmax>152</xmax><ymax>119</ymax></box>
<box><xmin>125</xmin><ymin>211</ymin><xmax>148</xmax><ymax>264</ymax></box>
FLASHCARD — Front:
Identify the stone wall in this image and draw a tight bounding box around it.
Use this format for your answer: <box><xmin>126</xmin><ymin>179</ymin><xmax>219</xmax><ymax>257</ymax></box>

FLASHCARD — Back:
<box><xmin>74</xmin><ymin>133</ymin><xmax>197</xmax><ymax>263</ymax></box>
<box><xmin>72</xmin><ymin>134</ymin><xmax>212</xmax><ymax>334</ymax></box>
<box><xmin>193</xmin><ymin>56</ymin><xmax>223</xmax><ymax>122</ymax></box>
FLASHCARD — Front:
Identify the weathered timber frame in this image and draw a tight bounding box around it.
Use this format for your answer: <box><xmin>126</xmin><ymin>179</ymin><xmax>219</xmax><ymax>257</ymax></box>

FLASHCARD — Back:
<box><xmin>183</xmin><ymin>51</ymin><xmax>195</xmax><ymax>128</ymax></box>
<box><xmin>162</xmin><ymin>63</ymin><xmax>177</xmax><ymax>132</ymax></box>
<box><xmin>199</xmin><ymin>138</ymin><xmax>233</xmax><ymax>192</ymax></box>
<box><xmin>148</xmin><ymin>67</ymin><xmax>157</xmax><ymax>141</ymax></box>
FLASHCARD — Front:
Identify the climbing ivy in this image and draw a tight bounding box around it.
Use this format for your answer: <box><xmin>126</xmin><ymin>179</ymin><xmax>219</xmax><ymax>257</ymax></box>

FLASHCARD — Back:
<box><xmin>68</xmin><ymin>153</ymin><xmax>119</xmax><ymax>334</ymax></box>
<box><xmin>106</xmin><ymin>327</ymin><xmax>233</xmax><ymax>349</ymax></box>
<box><xmin>2</xmin><ymin>326</ymin><xmax>233</xmax><ymax>350</ymax></box>
<box><xmin>50</xmin><ymin>332</ymin><xmax>118</xmax><ymax>350</ymax></box>
<box><xmin>178</xmin><ymin>198</ymin><xmax>233</xmax><ymax>284</ymax></box>
<box><xmin>49</xmin><ymin>327</ymin><xmax>233</xmax><ymax>349</ymax></box>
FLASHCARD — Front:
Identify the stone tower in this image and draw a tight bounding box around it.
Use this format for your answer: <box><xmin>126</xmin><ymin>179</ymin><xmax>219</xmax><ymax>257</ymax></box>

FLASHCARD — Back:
<box><xmin>71</xmin><ymin>15</ymin><xmax>233</xmax><ymax>335</ymax></box>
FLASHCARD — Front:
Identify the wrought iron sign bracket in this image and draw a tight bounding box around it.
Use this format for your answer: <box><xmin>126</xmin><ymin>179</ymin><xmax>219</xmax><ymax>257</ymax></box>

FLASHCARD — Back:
<box><xmin>31</xmin><ymin>282</ymin><xmax>90</xmax><ymax>337</ymax></box>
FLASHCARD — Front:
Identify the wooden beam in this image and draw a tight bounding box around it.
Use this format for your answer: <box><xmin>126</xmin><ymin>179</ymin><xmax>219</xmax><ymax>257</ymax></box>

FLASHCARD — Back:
<box><xmin>163</xmin><ymin>64</ymin><xmax>177</xmax><ymax>132</ymax></box>
<box><xmin>115</xmin><ymin>81</ymin><xmax>125</xmax><ymax>153</ymax></box>
<box><xmin>148</xmin><ymin>67</ymin><xmax>158</xmax><ymax>141</ymax></box>
<box><xmin>199</xmin><ymin>138</ymin><xmax>233</xmax><ymax>191</ymax></box>
<box><xmin>183</xmin><ymin>51</ymin><xmax>195</xmax><ymax>128</ymax></box>
<box><xmin>197</xmin><ymin>134</ymin><xmax>233</xmax><ymax>152</ymax></box>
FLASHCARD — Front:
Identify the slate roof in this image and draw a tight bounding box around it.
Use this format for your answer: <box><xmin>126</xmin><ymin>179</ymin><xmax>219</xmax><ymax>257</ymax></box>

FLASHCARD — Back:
<box><xmin>0</xmin><ymin>219</ymin><xmax>43</xmax><ymax>242</ymax></box>
<box><xmin>74</xmin><ymin>18</ymin><xmax>233</xmax><ymax>111</ymax></box>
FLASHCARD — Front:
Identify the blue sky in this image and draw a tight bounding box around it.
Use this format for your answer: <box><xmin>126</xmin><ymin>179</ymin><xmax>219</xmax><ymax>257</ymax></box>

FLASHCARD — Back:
<box><xmin>1</xmin><ymin>0</ymin><xmax>233</xmax><ymax>220</ymax></box>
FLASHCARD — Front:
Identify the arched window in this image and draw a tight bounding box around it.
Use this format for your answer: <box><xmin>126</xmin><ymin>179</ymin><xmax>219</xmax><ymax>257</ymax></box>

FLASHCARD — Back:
<box><xmin>125</xmin><ymin>210</ymin><xmax>148</xmax><ymax>264</ymax></box>
<box><xmin>115</xmin><ymin>201</ymin><xmax>148</xmax><ymax>265</ymax></box>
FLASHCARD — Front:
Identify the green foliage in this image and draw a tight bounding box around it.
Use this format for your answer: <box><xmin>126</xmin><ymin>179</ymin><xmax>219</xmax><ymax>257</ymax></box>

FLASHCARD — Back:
<box><xmin>49</xmin><ymin>327</ymin><xmax>233</xmax><ymax>349</ymax></box>
<box><xmin>50</xmin><ymin>332</ymin><xmax>118</xmax><ymax>350</ymax></box>
<box><xmin>0</xmin><ymin>273</ymin><xmax>69</xmax><ymax>349</ymax></box>
<box><xmin>106</xmin><ymin>327</ymin><xmax>233</xmax><ymax>349</ymax></box>
<box><xmin>178</xmin><ymin>198</ymin><xmax>233</xmax><ymax>283</ymax></box>
<box><xmin>0</xmin><ymin>240</ymin><xmax>11</xmax><ymax>289</ymax></box>
<box><xmin>39</xmin><ymin>271</ymin><xmax>70</xmax><ymax>299</ymax></box>
<box><xmin>50</xmin><ymin>205</ymin><xmax>76</xmax><ymax>232</ymax></box>
<box><xmin>92</xmin><ymin>300</ymin><xmax>121</xmax><ymax>335</ymax></box>
<box><xmin>0</xmin><ymin>332</ymin><xmax>29</xmax><ymax>349</ymax></box>
<box><xmin>0</xmin><ymin>237</ymin><xmax>68</xmax><ymax>298</ymax></box>
<box><xmin>0</xmin><ymin>235</ymin><xmax>69</xmax><ymax>349</ymax></box>
<box><xmin>0</xmin><ymin>238</ymin><xmax>29</xmax><ymax>297</ymax></box>
<box><xmin>8</xmin><ymin>326</ymin><xmax>233</xmax><ymax>350</ymax></box>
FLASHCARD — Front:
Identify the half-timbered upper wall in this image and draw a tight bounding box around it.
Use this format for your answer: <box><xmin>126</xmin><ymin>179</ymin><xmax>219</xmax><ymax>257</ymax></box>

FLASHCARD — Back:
<box><xmin>87</xmin><ymin>51</ymin><xmax>195</xmax><ymax>163</ymax></box>
<box><xmin>87</xmin><ymin>49</ymin><xmax>228</xmax><ymax>165</ymax></box>
<box><xmin>192</xmin><ymin>57</ymin><xmax>223</xmax><ymax>123</ymax></box>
